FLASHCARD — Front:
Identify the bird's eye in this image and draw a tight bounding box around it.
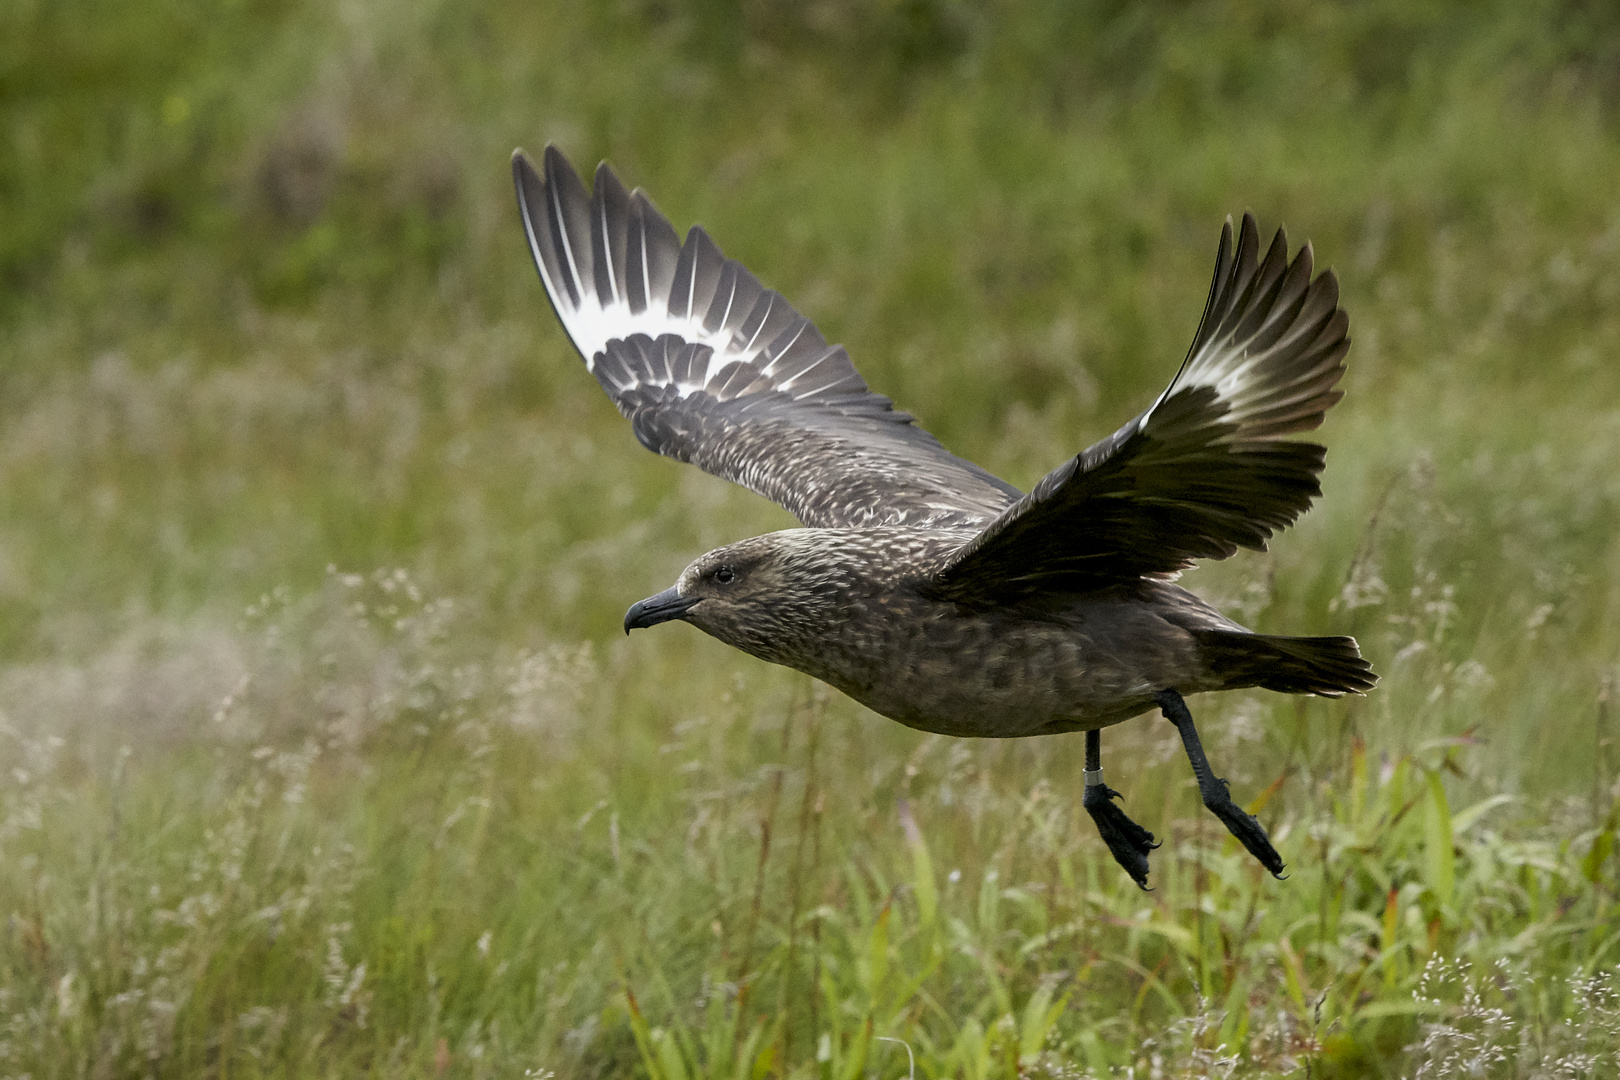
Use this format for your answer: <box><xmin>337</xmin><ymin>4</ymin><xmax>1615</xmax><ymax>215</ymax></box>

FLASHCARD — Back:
<box><xmin>714</xmin><ymin>566</ymin><xmax>736</xmax><ymax>585</ymax></box>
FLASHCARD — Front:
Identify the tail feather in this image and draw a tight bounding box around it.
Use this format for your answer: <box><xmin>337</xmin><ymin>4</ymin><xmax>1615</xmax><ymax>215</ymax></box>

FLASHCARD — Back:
<box><xmin>1197</xmin><ymin>630</ymin><xmax>1377</xmax><ymax>697</ymax></box>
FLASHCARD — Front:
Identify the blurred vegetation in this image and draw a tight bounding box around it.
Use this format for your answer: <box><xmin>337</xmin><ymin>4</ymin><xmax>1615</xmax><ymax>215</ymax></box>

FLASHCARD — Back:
<box><xmin>3</xmin><ymin>0</ymin><xmax>1620</xmax><ymax>1076</ymax></box>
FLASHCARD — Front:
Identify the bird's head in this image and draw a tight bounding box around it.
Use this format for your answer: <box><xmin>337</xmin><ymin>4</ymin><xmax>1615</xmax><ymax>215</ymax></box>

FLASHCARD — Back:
<box><xmin>623</xmin><ymin>530</ymin><xmax>859</xmax><ymax>663</ymax></box>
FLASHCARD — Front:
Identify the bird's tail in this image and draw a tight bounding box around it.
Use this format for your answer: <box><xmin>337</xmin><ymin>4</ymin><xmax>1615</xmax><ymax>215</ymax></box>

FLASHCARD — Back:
<box><xmin>1196</xmin><ymin>630</ymin><xmax>1377</xmax><ymax>696</ymax></box>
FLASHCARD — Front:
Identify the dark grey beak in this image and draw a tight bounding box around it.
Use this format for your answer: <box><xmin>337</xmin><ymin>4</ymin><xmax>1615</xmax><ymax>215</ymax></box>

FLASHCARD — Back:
<box><xmin>624</xmin><ymin>586</ymin><xmax>700</xmax><ymax>634</ymax></box>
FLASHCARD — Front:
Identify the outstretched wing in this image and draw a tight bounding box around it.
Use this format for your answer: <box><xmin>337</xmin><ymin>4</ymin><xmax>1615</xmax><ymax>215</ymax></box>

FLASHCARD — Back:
<box><xmin>513</xmin><ymin>145</ymin><xmax>1019</xmax><ymax>529</ymax></box>
<box><xmin>930</xmin><ymin>213</ymin><xmax>1350</xmax><ymax>605</ymax></box>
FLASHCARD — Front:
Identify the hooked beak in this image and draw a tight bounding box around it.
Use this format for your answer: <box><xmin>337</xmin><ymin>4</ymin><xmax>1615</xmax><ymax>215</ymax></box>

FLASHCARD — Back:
<box><xmin>623</xmin><ymin>586</ymin><xmax>700</xmax><ymax>634</ymax></box>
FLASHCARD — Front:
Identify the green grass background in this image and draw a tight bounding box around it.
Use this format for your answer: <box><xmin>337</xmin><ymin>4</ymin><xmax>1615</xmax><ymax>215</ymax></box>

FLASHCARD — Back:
<box><xmin>5</xmin><ymin>0</ymin><xmax>1620</xmax><ymax>1075</ymax></box>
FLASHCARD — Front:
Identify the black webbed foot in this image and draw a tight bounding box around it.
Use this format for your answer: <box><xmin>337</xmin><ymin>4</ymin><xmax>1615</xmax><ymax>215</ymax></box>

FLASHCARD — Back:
<box><xmin>1198</xmin><ymin>776</ymin><xmax>1286</xmax><ymax>876</ymax></box>
<box><xmin>1083</xmin><ymin>780</ymin><xmax>1159</xmax><ymax>889</ymax></box>
<box><xmin>1082</xmin><ymin>728</ymin><xmax>1159</xmax><ymax>889</ymax></box>
<box><xmin>1156</xmin><ymin>689</ymin><xmax>1286</xmax><ymax>879</ymax></box>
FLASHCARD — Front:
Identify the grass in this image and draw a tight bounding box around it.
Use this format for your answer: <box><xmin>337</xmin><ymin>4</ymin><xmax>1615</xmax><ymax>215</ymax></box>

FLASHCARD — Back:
<box><xmin>3</xmin><ymin>0</ymin><xmax>1620</xmax><ymax>1075</ymax></box>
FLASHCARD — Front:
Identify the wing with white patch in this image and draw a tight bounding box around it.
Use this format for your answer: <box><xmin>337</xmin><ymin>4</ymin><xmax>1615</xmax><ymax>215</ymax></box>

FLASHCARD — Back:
<box><xmin>513</xmin><ymin>145</ymin><xmax>1019</xmax><ymax>529</ymax></box>
<box><xmin>929</xmin><ymin>213</ymin><xmax>1350</xmax><ymax>604</ymax></box>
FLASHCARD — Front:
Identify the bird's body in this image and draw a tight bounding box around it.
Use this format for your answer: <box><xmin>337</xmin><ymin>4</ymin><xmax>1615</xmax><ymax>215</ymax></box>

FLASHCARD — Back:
<box><xmin>669</xmin><ymin>526</ymin><xmax>1261</xmax><ymax>738</ymax></box>
<box><xmin>512</xmin><ymin>144</ymin><xmax>1376</xmax><ymax>885</ymax></box>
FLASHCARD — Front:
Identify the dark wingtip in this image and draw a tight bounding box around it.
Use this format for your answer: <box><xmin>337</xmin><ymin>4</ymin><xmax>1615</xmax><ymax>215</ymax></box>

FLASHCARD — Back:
<box><xmin>511</xmin><ymin>151</ymin><xmax>542</xmax><ymax>274</ymax></box>
<box><xmin>1315</xmin><ymin>263</ymin><xmax>1342</xmax><ymax>308</ymax></box>
<box><xmin>512</xmin><ymin>148</ymin><xmax>537</xmax><ymax>194</ymax></box>
<box><xmin>1236</xmin><ymin>212</ymin><xmax>1261</xmax><ymax>263</ymax></box>
<box><xmin>542</xmin><ymin>144</ymin><xmax>585</xmax><ymax>201</ymax></box>
<box><xmin>1270</xmin><ymin>220</ymin><xmax>1290</xmax><ymax>254</ymax></box>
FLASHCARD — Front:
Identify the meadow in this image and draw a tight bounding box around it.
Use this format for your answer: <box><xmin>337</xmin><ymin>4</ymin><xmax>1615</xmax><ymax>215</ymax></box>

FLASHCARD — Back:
<box><xmin>4</xmin><ymin>0</ymin><xmax>1620</xmax><ymax>1075</ymax></box>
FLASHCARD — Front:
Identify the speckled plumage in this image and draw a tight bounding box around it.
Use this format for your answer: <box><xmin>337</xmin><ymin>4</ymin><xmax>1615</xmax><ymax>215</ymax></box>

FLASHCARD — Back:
<box><xmin>665</xmin><ymin>528</ymin><xmax>1228</xmax><ymax>738</ymax></box>
<box><xmin>513</xmin><ymin>145</ymin><xmax>1376</xmax><ymax>885</ymax></box>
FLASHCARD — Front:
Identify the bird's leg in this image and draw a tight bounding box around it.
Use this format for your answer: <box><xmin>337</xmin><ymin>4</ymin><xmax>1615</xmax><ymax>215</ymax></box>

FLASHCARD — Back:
<box><xmin>1082</xmin><ymin>728</ymin><xmax>1159</xmax><ymax>889</ymax></box>
<box><xmin>1156</xmin><ymin>689</ymin><xmax>1285</xmax><ymax>877</ymax></box>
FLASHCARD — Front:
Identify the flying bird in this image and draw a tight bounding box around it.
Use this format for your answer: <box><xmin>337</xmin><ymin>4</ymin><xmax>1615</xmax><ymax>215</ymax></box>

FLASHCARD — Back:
<box><xmin>512</xmin><ymin>145</ymin><xmax>1375</xmax><ymax>888</ymax></box>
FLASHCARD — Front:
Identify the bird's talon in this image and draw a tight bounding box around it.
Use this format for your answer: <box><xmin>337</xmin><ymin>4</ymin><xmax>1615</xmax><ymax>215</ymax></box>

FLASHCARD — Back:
<box><xmin>1207</xmin><ymin>801</ymin><xmax>1285</xmax><ymax>875</ymax></box>
<box><xmin>1084</xmin><ymin>784</ymin><xmax>1158</xmax><ymax>886</ymax></box>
